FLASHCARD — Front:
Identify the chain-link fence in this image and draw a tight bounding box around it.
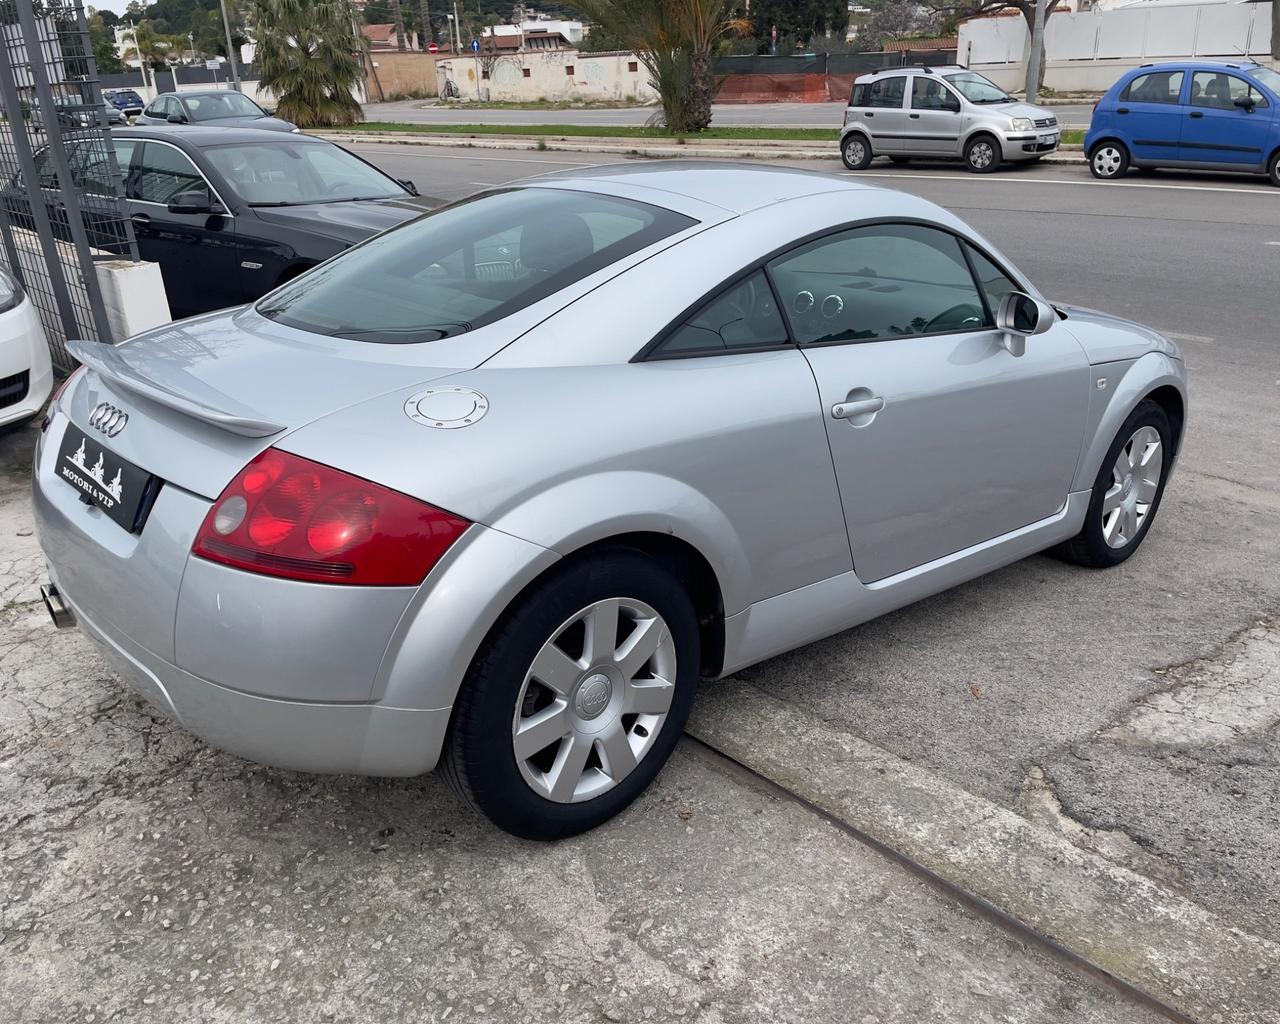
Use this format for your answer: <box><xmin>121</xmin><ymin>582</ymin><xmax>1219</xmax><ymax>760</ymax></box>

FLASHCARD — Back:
<box><xmin>0</xmin><ymin>0</ymin><xmax>137</xmax><ymax>369</ymax></box>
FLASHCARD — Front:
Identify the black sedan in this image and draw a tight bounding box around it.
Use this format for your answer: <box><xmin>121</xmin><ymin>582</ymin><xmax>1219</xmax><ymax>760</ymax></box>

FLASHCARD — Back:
<box><xmin>136</xmin><ymin>90</ymin><xmax>297</xmax><ymax>132</ymax></box>
<box><xmin>14</xmin><ymin>126</ymin><xmax>432</xmax><ymax>318</ymax></box>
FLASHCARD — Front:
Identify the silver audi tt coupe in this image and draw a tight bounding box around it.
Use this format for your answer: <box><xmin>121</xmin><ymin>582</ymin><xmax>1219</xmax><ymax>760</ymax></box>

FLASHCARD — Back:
<box><xmin>35</xmin><ymin>164</ymin><xmax>1187</xmax><ymax>839</ymax></box>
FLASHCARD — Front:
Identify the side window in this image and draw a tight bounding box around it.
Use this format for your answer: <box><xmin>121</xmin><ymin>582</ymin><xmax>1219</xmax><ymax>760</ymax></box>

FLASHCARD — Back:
<box><xmin>850</xmin><ymin>82</ymin><xmax>867</xmax><ymax>106</ymax></box>
<box><xmin>865</xmin><ymin>76</ymin><xmax>906</xmax><ymax>109</ymax></box>
<box><xmin>1191</xmin><ymin>72</ymin><xmax>1266</xmax><ymax>109</ymax></box>
<box><xmin>655</xmin><ymin>270</ymin><xmax>789</xmax><ymax>356</ymax></box>
<box><xmin>136</xmin><ymin>143</ymin><xmax>207</xmax><ymax>204</ymax></box>
<box><xmin>911</xmin><ymin>77</ymin><xmax>956</xmax><ymax>111</ymax></box>
<box><xmin>767</xmin><ymin>224</ymin><xmax>990</xmax><ymax>345</ymax></box>
<box><xmin>964</xmin><ymin>243</ymin><xmax>1021</xmax><ymax>316</ymax></box>
<box><xmin>1121</xmin><ymin>71</ymin><xmax>1184</xmax><ymax>105</ymax></box>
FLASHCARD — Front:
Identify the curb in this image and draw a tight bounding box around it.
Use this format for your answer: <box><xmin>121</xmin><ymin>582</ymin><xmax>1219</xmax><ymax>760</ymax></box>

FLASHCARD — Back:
<box><xmin>318</xmin><ymin>130</ymin><xmax>1087</xmax><ymax>165</ymax></box>
<box><xmin>687</xmin><ymin>682</ymin><xmax>1280</xmax><ymax>1023</ymax></box>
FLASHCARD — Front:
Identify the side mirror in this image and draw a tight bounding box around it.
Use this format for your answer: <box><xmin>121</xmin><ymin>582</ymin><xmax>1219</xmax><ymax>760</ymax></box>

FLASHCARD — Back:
<box><xmin>1234</xmin><ymin>96</ymin><xmax>1256</xmax><ymax>111</ymax></box>
<box><xmin>167</xmin><ymin>112</ymin><xmax>187</xmax><ymax>124</ymax></box>
<box><xmin>995</xmin><ymin>291</ymin><xmax>1055</xmax><ymax>357</ymax></box>
<box><xmin>397</xmin><ymin>178</ymin><xmax>418</xmax><ymax>195</ymax></box>
<box><xmin>167</xmin><ymin>190</ymin><xmax>219</xmax><ymax>215</ymax></box>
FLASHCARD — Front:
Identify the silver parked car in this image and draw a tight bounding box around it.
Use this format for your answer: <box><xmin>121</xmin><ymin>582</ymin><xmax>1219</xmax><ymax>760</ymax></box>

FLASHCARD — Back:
<box><xmin>840</xmin><ymin>66</ymin><xmax>1061</xmax><ymax>172</ymax></box>
<box><xmin>35</xmin><ymin>165</ymin><xmax>1186</xmax><ymax>839</ymax></box>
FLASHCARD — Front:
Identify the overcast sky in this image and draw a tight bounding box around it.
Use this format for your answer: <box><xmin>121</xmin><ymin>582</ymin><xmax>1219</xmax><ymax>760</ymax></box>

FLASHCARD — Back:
<box><xmin>89</xmin><ymin>2</ymin><xmax>138</xmax><ymax>16</ymax></box>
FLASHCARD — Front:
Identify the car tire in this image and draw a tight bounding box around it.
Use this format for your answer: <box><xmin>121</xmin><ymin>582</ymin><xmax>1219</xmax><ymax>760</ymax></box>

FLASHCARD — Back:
<box><xmin>841</xmin><ymin>133</ymin><xmax>873</xmax><ymax>171</ymax></box>
<box><xmin>1268</xmin><ymin>150</ymin><xmax>1280</xmax><ymax>187</ymax></box>
<box><xmin>1053</xmin><ymin>399</ymin><xmax>1172</xmax><ymax>569</ymax></box>
<box><xmin>441</xmin><ymin>549</ymin><xmax>700</xmax><ymax>840</ymax></box>
<box><xmin>1089</xmin><ymin>140</ymin><xmax>1130</xmax><ymax>180</ymax></box>
<box><xmin>964</xmin><ymin>133</ymin><xmax>1001</xmax><ymax>173</ymax></box>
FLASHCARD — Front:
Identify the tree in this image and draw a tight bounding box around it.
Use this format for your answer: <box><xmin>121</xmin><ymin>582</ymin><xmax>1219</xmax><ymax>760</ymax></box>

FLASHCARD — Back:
<box><xmin>418</xmin><ymin>0</ymin><xmax>434</xmax><ymax>47</ymax></box>
<box><xmin>749</xmin><ymin>0</ymin><xmax>847</xmax><ymax>51</ymax></box>
<box><xmin>388</xmin><ymin>0</ymin><xmax>409</xmax><ymax>50</ymax></box>
<box><xmin>925</xmin><ymin>0</ymin><xmax>1056</xmax><ymax>88</ymax></box>
<box><xmin>87</xmin><ymin>10</ymin><xmax>126</xmax><ymax>74</ymax></box>
<box><xmin>569</xmin><ymin>0</ymin><xmax>748</xmax><ymax>131</ymax></box>
<box><xmin>252</xmin><ymin>0</ymin><xmax>365</xmax><ymax>127</ymax></box>
<box><xmin>860</xmin><ymin>1</ymin><xmax>928</xmax><ymax>49</ymax></box>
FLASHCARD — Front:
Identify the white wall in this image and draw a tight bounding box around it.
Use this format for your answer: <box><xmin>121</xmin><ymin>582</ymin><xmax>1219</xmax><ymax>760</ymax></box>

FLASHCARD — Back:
<box><xmin>959</xmin><ymin>3</ymin><xmax>1275</xmax><ymax>92</ymax></box>
<box><xmin>436</xmin><ymin>51</ymin><xmax>656</xmax><ymax>103</ymax></box>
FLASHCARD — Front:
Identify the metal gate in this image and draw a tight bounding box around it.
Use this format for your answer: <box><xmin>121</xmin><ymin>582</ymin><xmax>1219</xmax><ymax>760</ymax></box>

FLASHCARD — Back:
<box><xmin>0</xmin><ymin>0</ymin><xmax>138</xmax><ymax>370</ymax></box>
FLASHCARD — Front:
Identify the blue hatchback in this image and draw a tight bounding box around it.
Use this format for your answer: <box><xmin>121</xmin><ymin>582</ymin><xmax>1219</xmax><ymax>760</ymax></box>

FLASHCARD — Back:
<box><xmin>1086</xmin><ymin>61</ymin><xmax>1280</xmax><ymax>185</ymax></box>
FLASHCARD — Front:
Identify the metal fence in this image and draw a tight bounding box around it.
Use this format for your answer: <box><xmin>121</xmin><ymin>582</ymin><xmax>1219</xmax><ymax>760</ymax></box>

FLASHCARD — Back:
<box><xmin>0</xmin><ymin>0</ymin><xmax>137</xmax><ymax>369</ymax></box>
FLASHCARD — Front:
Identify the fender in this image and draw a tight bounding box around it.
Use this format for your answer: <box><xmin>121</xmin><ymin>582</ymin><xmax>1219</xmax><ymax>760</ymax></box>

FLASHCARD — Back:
<box><xmin>488</xmin><ymin>469</ymin><xmax>751</xmax><ymax>616</ymax></box>
<box><xmin>1071</xmin><ymin>351</ymin><xmax>1186</xmax><ymax>493</ymax></box>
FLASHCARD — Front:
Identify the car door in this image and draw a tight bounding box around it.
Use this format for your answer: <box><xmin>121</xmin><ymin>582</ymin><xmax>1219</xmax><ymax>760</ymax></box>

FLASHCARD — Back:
<box><xmin>767</xmin><ymin>223</ymin><xmax>1090</xmax><ymax>584</ymax></box>
<box><xmin>908</xmin><ymin>75</ymin><xmax>963</xmax><ymax>155</ymax></box>
<box><xmin>1181</xmin><ymin>71</ymin><xmax>1273</xmax><ymax>165</ymax></box>
<box><xmin>1115</xmin><ymin>68</ymin><xmax>1185</xmax><ymax>164</ymax></box>
<box><xmin>127</xmin><ymin>140</ymin><xmax>241</xmax><ymax>318</ymax></box>
<box><xmin>860</xmin><ymin>75</ymin><xmax>909</xmax><ymax>153</ymax></box>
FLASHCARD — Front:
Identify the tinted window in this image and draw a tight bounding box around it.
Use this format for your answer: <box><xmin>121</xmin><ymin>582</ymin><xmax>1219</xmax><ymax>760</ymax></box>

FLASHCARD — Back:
<box><xmin>964</xmin><ymin>243</ymin><xmax>1021</xmax><ymax>316</ymax></box>
<box><xmin>1191</xmin><ymin>72</ymin><xmax>1268</xmax><ymax>109</ymax></box>
<box><xmin>656</xmin><ymin>271</ymin><xmax>788</xmax><ymax>356</ymax></box>
<box><xmin>911</xmin><ymin>77</ymin><xmax>958</xmax><ymax>110</ymax></box>
<box><xmin>35</xmin><ymin>138</ymin><xmax>134</xmax><ymax>195</ymax></box>
<box><xmin>768</xmin><ymin>225</ymin><xmax>990</xmax><ymax>345</ymax></box>
<box><xmin>136</xmin><ymin>143</ymin><xmax>207</xmax><ymax>203</ymax></box>
<box><xmin>258</xmin><ymin>188</ymin><xmax>695</xmax><ymax>344</ymax></box>
<box><xmin>864</xmin><ymin>76</ymin><xmax>906</xmax><ymax>109</ymax></box>
<box><xmin>204</xmin><ymin>141</ymin><xmax>405</xmax><ymax>205</ymax></box>
<box><xmin>850</xmin><ymin>82</ymin><xmax>866</xmax><ymax>106</ymax></box>
<box><xmin>1121</xmin><ymin>70</ymin><xmax>1183</xmax><ymax>105</ymax></box>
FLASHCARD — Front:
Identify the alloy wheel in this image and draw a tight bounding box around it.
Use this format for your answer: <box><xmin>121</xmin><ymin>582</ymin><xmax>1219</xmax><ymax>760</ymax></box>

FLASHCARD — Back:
<box><xmin>969</xmin><ymin>141</ymin><xmax>995</xmax><ymax>169</ymax></box>
<box><xmin>1102</xmin><ymin>425</ymin><xmax>1163</xmax><ymax>548</ymax></box>
<box><xmin>512</xmin><ymin>598</ymin><xmax>677</xmax><ymax>804</ymax></box>
<box><xmin>1093</xmin><ymin>146</ymin><xmax>1124</xmax><ymax>178</ymax></box>
<box><xmin>845</xmin><ymin>138</ymin><xmax>866</xmax><ymax>166</ymax></box>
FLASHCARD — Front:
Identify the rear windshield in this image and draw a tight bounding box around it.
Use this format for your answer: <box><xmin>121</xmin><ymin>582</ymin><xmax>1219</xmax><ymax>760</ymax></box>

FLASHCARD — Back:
<box><xmin>256</xmin><ymin>188</ymin><xmax>695</xmax><ymax>343</ymax></box>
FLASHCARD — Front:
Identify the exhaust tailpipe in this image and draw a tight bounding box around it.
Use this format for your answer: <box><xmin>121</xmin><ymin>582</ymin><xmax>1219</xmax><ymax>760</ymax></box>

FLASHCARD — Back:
<box><xmin>40</xmin><ymin>584</ymin><xmax>76</xmax><ymax>629</ymax></box>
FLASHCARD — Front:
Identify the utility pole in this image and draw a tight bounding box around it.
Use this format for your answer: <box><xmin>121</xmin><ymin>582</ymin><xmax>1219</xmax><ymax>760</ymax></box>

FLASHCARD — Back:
<box><xmin>219</xmin><ymin>0</ymin><xmax>243</xmax><ymax>91</ymax></box>
<box><xmin>1024</xmin><ymin>0</ymin><xmax>1049</xmax><ymax>103</ymax></box>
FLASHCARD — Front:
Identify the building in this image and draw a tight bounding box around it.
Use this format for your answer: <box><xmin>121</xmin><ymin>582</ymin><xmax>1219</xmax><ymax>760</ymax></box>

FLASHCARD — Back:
<box><xmin>481</xmin><ymin>16</ymin><xmax>583</xmax><ymax>53</ymax></box>
<box><xmin>362</xmin><ymin>24</ymin><xmax>420</xmax><ymax>52</ymax></box>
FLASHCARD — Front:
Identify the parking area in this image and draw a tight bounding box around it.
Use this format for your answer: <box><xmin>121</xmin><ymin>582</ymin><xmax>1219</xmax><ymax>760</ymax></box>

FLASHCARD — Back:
<box><xmin>3</xmin><ymin>148</ymin><xmax>1279</xmax><ymax>1022</ymax></box>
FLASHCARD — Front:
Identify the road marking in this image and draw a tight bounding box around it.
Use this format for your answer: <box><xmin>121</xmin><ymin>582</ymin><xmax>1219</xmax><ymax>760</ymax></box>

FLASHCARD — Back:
<box><xmin>688</xmin><ymin>682</ymin><xmax>1280</xmax><ymax>1022</ymax></box>
<box><xmin>847</xmin><ymin>170</ymin><xmax>1280</xmax><ymax>197</ymax></box>
<box><xmin>1163</xmin><ymin>331</ymin><xmax>1217</xmax><ymax>344</ymax></box>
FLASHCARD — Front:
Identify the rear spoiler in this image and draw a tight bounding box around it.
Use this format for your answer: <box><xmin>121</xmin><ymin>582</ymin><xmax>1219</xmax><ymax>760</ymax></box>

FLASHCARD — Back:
<box><xmin>67</xmin><ymin>340</ymin><xmax>286</xmax><ymax>438</ymax></box>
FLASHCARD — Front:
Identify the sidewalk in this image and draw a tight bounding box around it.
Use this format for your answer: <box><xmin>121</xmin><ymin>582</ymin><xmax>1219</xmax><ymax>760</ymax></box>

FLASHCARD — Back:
<box><xmin>317</xmin><ymin>129</ymin><xmax>1087</xmax><ymax>165</ymax></box>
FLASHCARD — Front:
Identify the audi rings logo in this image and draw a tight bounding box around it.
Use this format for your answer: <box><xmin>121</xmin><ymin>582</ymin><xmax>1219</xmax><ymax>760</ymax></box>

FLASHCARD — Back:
<box><xmin>88</xmin><ymin>402</ymin><xmax>128</xmax><ymax>438</ymax></box>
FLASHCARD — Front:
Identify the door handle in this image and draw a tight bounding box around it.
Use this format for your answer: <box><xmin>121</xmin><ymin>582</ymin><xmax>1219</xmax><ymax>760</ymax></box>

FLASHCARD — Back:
<box><xmin>1189</xmin><ymin>111</ymin><xmax>1204</xmax><ymax>119</ymax></box>
<box><xmin>864</xmin><ymin>112</ymin><xmax>874</xmax><ymax>118</ymax></box>
<box><xmin>1116</xmin><ymin>107</ymin><xmax>1129</xmax><ymax>115</ymax></box>
<box><xmin>832</xmin><ymin>396</ymin><xmax>885</xmax><ymax>420</ymax></box>
<box><xmin>130</xmin><ymin>213</ymin><xmax>150</xmax><ymax>226</ymax></box>
<box><xmin>908</xmin><ymin>113</ymin><xmax>920</xmax><ymax>119</ymax></box>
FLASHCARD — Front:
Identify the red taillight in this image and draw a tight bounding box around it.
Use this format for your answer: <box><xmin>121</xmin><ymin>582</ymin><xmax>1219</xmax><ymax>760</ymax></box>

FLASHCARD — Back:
<box><xmin>192</xmin><ymin>448</ymin><xmax>469</xmax><ymax>586</ymax></box>
<box><xmin>52</xmin><ymin>365</ymin><xmax>86</xmax><ymax>406</ymax></box>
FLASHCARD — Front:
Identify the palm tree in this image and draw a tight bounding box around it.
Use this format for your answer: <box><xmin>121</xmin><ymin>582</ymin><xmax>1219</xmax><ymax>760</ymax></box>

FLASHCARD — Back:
<box><xmin>251</xmin><ymin>0</ymin><xmax>364</xmax><ymax>128</ymax></box>
<box><xmin>389</xmin><ymin>0</ymin><xmax>409</xmax><ymax>51</ymax></box>
<box><xmin>419</xmin><ymin>0</ymin><xmax>435</xmax><ymax>48</ymax></box>
<box><xmin>569</xmin><ymin>0</ymin><xmax>746</xmax><ymax>132</ymax></box>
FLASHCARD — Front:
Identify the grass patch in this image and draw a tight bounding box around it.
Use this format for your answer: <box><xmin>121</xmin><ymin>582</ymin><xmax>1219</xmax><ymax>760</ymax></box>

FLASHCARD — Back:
<box><xmin>345</xmin><ymin>121</ymin><xmax>839</xmax><ymax>142</ymax></box>
<box><xmin>1061</xmin><ymin>128</ymin><xmax>1084</xmax><ymax>146</ymax></box>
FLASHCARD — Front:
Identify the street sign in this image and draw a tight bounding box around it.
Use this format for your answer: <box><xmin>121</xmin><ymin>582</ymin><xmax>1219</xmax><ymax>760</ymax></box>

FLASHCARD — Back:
<box><xmin>205</xmin><ymin>59</ymin><xmax>220</xmax><ymax>70</ymax></box>
<box><xmin>427</xmin><ymin>42</ymin><xmax>439</xmax><ymax>53</ymax></box>
<box><xmin>470</xmin><ymin>38</ymin><xmax>480</xmax><ymax>53</ymax></box>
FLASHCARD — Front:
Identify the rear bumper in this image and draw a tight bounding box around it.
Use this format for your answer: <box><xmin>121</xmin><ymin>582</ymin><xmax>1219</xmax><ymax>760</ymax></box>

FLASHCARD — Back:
<box><xmin>52</xmin><ymin>572</ymin><xmax>450</xmax><ymax>776</ymax></box>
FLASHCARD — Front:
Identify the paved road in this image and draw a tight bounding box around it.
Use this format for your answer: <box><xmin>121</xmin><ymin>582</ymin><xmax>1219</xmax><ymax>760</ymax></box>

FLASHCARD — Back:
<box><xmin>363</xmin><ymin>99</ymin><xmax>1097</xmax><ymax>130</ymax></box>
<box><xmin>355</xmin><ymin>140</ymin><xmax>1280</xmax><ymax>943</ymax></box>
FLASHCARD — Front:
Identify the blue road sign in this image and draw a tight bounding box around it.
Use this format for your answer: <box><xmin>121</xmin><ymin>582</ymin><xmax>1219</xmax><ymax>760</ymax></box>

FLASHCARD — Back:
<box><xmin>470</xmin><ymin>38</ymin><xmax>480</xmax><ymax>53</ymax></box>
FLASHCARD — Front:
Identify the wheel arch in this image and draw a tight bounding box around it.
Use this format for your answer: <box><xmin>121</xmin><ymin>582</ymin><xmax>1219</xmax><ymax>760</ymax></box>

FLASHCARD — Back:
<box><xmin>1070</xmin><ymin>353</ymin><xmax>1187</xmax><ymax>492</ymax></box>
<box><xmin>1087</xmin><ymin>135</ymin><xmax>1129</xmax><ymax>158</ymax></box>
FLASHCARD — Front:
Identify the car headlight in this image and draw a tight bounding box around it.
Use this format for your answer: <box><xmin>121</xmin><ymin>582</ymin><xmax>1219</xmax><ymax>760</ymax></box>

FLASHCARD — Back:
<box><xmin>1011</xmin><ymin>117</ymin><xmax>1034</xmax><ymax>132</ymax></box>
<box><xmin>0</xmin><ymin>267</ymin><xmax>24</xmax><ymax>315</ymax></box>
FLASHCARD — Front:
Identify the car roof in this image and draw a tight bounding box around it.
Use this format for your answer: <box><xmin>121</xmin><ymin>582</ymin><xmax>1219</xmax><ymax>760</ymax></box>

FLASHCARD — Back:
<box><xmin>861</xmin><ymin>65</ymin><xmax>967</xmax><ymax>78</ymax></box>
<box><xmin>520</xmin><ymin>161</ymin><xmax>877</xmax><ymax>216</ymax></box>
<box><xmin>111</xmin><ymin>125</ymin><xmax>318</xmax><ymax>148</ymax></box>
<box><xmin>1132</xmin><ymin>59</ymin><xmax>1262</xmax><ymax>72</ymax></box>
<box><xmin>171</xmin><ymin>90</ymin><xmax>258</xmax><ymax>101</ymax></box>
